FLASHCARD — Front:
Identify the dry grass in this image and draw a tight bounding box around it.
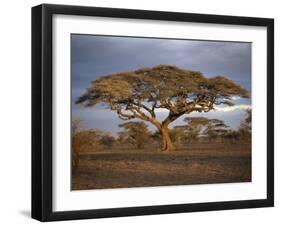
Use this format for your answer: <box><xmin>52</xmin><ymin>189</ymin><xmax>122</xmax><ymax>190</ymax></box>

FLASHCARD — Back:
<box><xmin>71</xmin><ymin>143</ymin><xmax>251</xmax><ymax>190</ymax></box>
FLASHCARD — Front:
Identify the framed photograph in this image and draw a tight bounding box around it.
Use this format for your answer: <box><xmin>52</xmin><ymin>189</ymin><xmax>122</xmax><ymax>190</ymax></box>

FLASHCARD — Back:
<box><xmin>32</xmin><ymin>4</ymin><xmax>274</xmax><ymax>221</ymax></box>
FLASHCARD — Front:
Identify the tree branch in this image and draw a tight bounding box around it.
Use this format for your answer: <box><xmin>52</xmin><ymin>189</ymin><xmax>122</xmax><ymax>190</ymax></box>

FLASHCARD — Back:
<box><xmin>116</xmin><ymin>108</ymin><xmax>136</xmax><ymax>121</ymax></box>
<box><xmin>161</xmin><ymin>96</ymin><xmax>216</xmax><ymax>127</ymax></box>
<box><xmin>114</xmin><ymin>102</ymin><xmax>161</xmax><ymax>130</ymax></box>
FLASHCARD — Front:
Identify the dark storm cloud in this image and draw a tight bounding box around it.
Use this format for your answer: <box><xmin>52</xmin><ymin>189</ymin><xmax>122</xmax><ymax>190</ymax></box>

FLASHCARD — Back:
<box><xmin>71</xmin><ymin>34</ymin><xmax>251</xmax><ymax>133</ymax></box>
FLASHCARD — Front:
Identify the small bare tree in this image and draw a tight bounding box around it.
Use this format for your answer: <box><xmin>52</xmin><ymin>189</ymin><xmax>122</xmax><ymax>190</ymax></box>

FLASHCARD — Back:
<box><xmin>71</xmin><ymin>119</ymin><xmax>83</xmax><ymax>169</ymax></box>
<box><xmin>238</xmin><ymin>109</ymin><xmax>252</xmax><ymax>142</ymax></box>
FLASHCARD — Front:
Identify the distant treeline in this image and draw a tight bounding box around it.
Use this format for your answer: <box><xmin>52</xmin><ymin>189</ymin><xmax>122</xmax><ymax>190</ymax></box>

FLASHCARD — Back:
<box><xmin>72</xmin><ymin>109</ymin><xmax>251</xmax><ymax>153</ymax></box>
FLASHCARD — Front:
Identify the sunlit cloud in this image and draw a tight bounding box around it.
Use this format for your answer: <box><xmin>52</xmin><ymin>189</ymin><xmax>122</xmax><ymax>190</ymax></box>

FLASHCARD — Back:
<box><xmin>154</xmin><ymin>104</ymin><xmax>251</xmax><ymax>114</ymax></box>
<box><xmin>214</xmin><ymin>104</ymin><xmax>251</xmax><ymax>112</ymax></box>
<box><xmin>231</xmin><ymin>96</ymin><xmax>241</xmax><ymax>100</ymax></box>
<box><xmin>155</xmin><ymin>108</ymin><xmax>169</xmax><ymax>113</ymax></box>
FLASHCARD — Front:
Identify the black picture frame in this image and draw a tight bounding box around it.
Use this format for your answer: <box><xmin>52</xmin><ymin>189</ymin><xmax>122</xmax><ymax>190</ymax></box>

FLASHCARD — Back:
<box><xmin>32</xmin><ymin>4</ymin><xmax>274</xmax><ymax>222</ymax></box>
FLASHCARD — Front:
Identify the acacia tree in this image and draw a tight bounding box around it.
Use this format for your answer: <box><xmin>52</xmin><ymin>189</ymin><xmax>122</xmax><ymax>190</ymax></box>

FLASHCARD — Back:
<box><xmin>100</xmin><ymin>133</ymin><xmax>116</xmax><ymax>148</ymax></box>
<box><xmin>176</xmin><ymin>117</ymin><xmax>210</xmax><ymax>143</ymax></box>
<box><xmin>204</xmin><ymin>119</ymin><xmax>229</xmax><ymax>142</ymax></box>
<box><xmin>118</xmin><ymin>121</ymin><xmax>150</xmax><ymax>149</ymax></box>
<box><xmin>77</xmin><ymin>65</ymin><xmax>249</xmax><ymax>151</ymax></box>
<box><xmin>72</xmin><ymin>129</ymin><xmax>104</xmax><ymax>152</ymax></box>
<box><xmin>175</xmin><ymin>117</ymin><xmax>228</xmax><ymax>143</ymax></box>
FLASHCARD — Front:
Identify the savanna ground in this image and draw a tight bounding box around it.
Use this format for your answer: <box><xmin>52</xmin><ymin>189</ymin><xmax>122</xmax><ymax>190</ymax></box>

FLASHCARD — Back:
<box><xmin>71</xmin><ymin>143</ymin><xmax>251</xmax><ymax>190</ymax></box>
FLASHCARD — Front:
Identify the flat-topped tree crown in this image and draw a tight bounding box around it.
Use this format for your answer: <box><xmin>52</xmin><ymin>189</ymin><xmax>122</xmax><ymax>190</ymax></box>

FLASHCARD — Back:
<box><xmin>77</xmin><ymin>65</ymin><xmax>249</xmax><ymax>151</ymax></box>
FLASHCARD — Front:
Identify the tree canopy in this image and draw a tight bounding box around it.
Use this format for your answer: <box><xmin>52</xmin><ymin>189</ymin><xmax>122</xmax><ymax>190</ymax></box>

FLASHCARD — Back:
<box><xmin>77</xmin><ymin>65</ymin><xmax>249</xmax><ymax>151</ymax></box>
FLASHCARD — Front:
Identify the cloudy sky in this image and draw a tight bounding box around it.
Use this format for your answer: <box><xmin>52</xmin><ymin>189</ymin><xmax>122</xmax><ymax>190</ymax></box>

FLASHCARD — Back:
<box><xmin>71</xmin><ymin>34</ymin><xmax>251</xmax><ymax>134</ymax></box>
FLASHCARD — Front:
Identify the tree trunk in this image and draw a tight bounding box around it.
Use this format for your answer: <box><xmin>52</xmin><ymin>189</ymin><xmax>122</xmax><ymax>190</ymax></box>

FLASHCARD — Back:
<box><xmin>160</xmin><ymin>127</ymin><xmax>175</xmax><ymax>151</ymax></box>
<box><xmin>72</xmin><ymin>150</ymin><xmax>79</xmax><ymax>169</ymax></box>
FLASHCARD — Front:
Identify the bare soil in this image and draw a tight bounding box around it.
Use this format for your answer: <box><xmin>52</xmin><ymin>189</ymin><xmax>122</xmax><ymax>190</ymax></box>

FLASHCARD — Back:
<box><xmin>71</xmin><ymin>143</ymin><xmax>251</xmax><ymax>190</ymax></box>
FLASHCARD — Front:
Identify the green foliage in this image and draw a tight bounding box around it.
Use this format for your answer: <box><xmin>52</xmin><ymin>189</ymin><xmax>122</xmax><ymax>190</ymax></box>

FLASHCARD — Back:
<box><xmin>175</xmin><ymin>117</ymin><xmax>210</xmax><ymax>142</ymax></box>
<box><xmin>174</xmin><ymin>117</ymin><xmax>229</xmax><ymax>143</ymax></box>
<box><xmin>72</xmin><ymin>129</ymin><xmax>115</xmax><ymax>152</ymax></box>
<box><xmin>99</xmin><ymin>133</ymin><xmax>116</xmax><ymax>148</ymax></box>
<box><xmin>118</xmin><ymin>121</ymin><xmax>150</xmax><ymax>148</ymax></box>
<box><xmin>204</xmin><ymin>119</ymin><xmax>229</xmax><ymax>141</ymax></box>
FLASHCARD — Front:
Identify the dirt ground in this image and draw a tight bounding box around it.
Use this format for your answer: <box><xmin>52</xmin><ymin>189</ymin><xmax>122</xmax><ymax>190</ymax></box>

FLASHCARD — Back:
<box><xmin>71</xmin><ymin>143</ymin><xmax>251</xmax><ymax>190</ymax></box>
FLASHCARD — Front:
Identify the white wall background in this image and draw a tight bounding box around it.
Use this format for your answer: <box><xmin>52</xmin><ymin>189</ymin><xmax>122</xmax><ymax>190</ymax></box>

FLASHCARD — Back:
<box><xmin>0</xmin><ymin>0</ymin><xmax>279</xmax><ymax>225</ymax></box>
